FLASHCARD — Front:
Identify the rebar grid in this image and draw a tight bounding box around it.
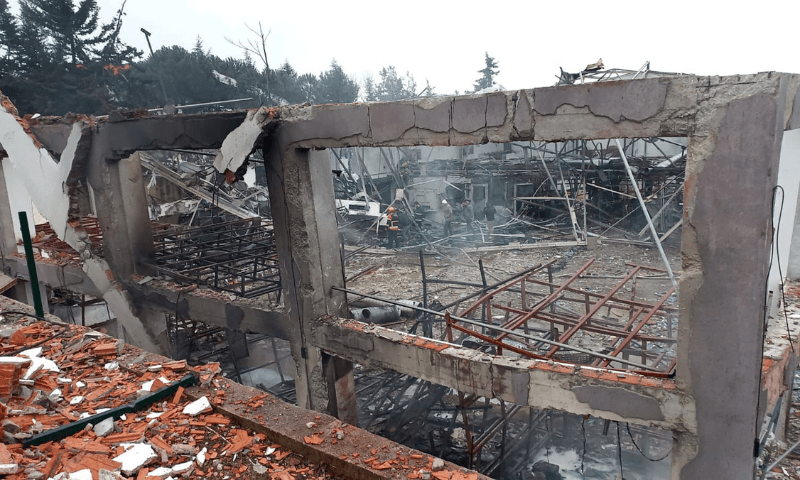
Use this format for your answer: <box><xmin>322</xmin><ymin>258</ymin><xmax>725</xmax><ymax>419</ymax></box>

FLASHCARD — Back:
<box><xmin>150</xmin><ymin>218</ymin><xmax>281</xmax><ymax>299</ymax></box>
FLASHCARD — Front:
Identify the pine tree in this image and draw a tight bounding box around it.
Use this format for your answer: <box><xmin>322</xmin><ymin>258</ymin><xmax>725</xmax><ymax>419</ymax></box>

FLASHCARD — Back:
<box><xmin>362</xmin><ymin>74</ymin><xmax>377</xmax><ymax>102</ymax></box>
<box><xmin>271</xmin><ymin>60</ymin><xmax>306</xmax><ymax>105</ymax></box>
<box><xmin>298</xmin><ymin>73</ymin><xmax>318</xmax><ymax>104</ymax></box>
<box><xmin>315</xmin><ymin>59</ymin><xmax>359</xmax><ymax>104</ymax></box>
<box><xmin>16</xmin><ymin>13</ymin><xmax>51</xmax><ymax>72</ymax></box>
<box><xmin>0</xmin><ymin>0</ymin><xmax>20</xmax><ymax>71</ymax></box>
<box><xmin>377</xmin><ymin>66</ymin><xmax>404</xmax><ymax>100</ymax></box>
<box><xmin>473</xmin><ymin>52</ymin><xmax>499</xmax><ymax>92</ymax></box>
<box><xmin>20</xmin><ymin>0</ymin><xmax>114</xmax><ymax>64</ymax></box>
<box><xmin>374</xmin><ymin>66</ymin><xmax>417</xmax><ymax>101</ymax></box>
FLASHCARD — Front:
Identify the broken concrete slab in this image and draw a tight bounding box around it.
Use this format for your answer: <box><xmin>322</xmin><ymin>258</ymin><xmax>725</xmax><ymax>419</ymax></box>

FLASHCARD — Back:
<box><xmin>111</xmin><ymin>443</ymin><xmax>157</xmax><ymax>475</ymax></box>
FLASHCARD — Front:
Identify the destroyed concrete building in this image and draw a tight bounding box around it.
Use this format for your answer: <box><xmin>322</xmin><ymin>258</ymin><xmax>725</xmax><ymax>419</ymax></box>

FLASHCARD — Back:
<box><xmin>1</xmin><ymin>71</ymin><xmax>800</xmax><ymax>479</ymax></box>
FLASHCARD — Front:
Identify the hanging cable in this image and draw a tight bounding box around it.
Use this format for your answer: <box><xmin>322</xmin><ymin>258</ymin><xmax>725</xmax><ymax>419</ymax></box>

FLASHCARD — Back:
<box><xmin>616</xmin><ymin>421</ymin><xmax>624</xmax><ymax>478</ymax></box>
<box><xmin>772</xmin><ymin>185</ymin><xmax>793</xmax><ymax>352</ymax></box>
<box><xmin>626</xmin><ymin>423</ymin><xmax>670</xmax><ymax>461</ymax></box>
<box><xmin>581</xmin><ymin>415</ymin><xmax>587</xmax><ymax>474</ymax></box>
<box><xmin>757</xmin><ymin>185</ymin><xmax>793</xmax><ymax>452</ymax></box>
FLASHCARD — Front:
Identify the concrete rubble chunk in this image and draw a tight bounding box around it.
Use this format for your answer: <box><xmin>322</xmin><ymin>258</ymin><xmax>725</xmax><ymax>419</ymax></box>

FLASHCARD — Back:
<box><xmin>0</xmin><ymin>357</ymin><xmax>31</xmax><ymax>366</ymax></box>
<box><xmin>182</xmin><ymin>396</ymin><xmax>212</xmax><ymax>416</ymax></box>
<box><xmin>48</xmin><ymin>388</ymin><xmax>62</xmax><ymax>402</ymax></box>
<box><xmin>141</xmin><ymin>376</ymin><xmax>170</xmax><ymax>392</ymax></box>
<box><xmin>171</xmin><ymin>460</ymin><xmax>194</xmax><ymax>475</ymax></box>
<box><xmin>70</xmin><ymin>396</ymin><xmax>84</xmax><ymax>405</ymax></box>
<box><xmin>112</xmin><ymin>443</ymin><xmax>157</xmax><ymax>475</ymax></box>
<box><xmin>147</xmin><ymin>466</ymin><xmax>172</xmax><ymax>479</ymax></box>
<box><xmin>196</xmin><ymin>447</ymin><xmax>207</xmax><ymax>466</ymax></box>
<box><xmin>94</xmin><ymin>417</ymin><xmax>115</xmax><ymax>437</ymax></box>
<box><xmin>66</xmin><ymin>469</ymin><xmax>93</xmax><ymax>480</ymax></box>
<box><xmin>20</xmin><ymin>348</ymin><xmax>59</xmax><ymax>380</ymax></box>
<box><xmin>1</xmin><ymin>419</ymin><xmax>19</xmax><ymax>433</ymax></box>
<box><xmin>432</xmin><ymin>458</ymin><xmax>445</xmax><ymax>471</ymax></box>
<box><xmin>171</xmin><ymin>444</ymin><xmax>196</xmax><ymax>455</ymax></box>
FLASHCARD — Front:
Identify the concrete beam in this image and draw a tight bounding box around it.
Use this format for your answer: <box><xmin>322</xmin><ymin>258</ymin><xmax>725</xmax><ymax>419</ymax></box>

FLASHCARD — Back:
<box><xmin>272</xmin><ymin>73</ymin><xmax>799</xmax><ymax>151</ymax></box>
<box><xmin>123</xmin><ymin>281</ymin><xmax>291</xmax><ymax>340</ymax></box>
<box><xmin>87</xmin><ymin>111</ymin><xmax>251</xmax><ymax>161</ymax></box>
<box><xmin>312</xmin><ymin>317</ymin><xmax>694</xmax><ymax>432</ymax></box>
<box><xmin>5</xmin><ymin>257</ymin><xmax>101</xmax><ymax>297</ymax></box>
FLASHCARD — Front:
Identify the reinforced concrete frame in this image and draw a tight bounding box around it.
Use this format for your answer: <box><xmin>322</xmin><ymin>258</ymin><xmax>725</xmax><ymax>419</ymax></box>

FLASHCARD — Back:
<box><xmin>1</xmin><ymin>73</ymin><xmax>800</xmax><ymax>478</ymax></box>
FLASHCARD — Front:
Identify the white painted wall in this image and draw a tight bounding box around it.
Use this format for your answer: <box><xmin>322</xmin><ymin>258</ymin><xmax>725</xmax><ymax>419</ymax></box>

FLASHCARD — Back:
<box><xmin>770</xmin><ymin>129</ymin><xmax>800</xmax><ymax>315</ymax></box>
<box><xmin>2</xmin><ymin>161</ymin><xmax>35</xmax><ymax>242</ymax></box>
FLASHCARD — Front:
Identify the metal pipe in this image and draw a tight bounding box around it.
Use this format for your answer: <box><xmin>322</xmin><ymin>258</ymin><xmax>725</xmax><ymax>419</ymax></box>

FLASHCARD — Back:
<box><xmin>349</xmin><ymin>299</ymin><xmax>420</xmax><ymax>318</ymax></box>
<box><xmin>18</xmin><ymin>212</ymin><xmax>44</xmax><ymax>318</ymax></box>
<box><xmin>615</xmin><ymin>139</ymin><xmax>679</xmax><ymax>293</ymax></box>
<box><xmin>763</xmin><ymin>435</ymin><xmax>800</xmax><ymax>478</ymax></box>
<box><xmin>333</xmin><ymin>286</ymin><xmax>662</xmax><ymax>372</ymax></box>
<box><xmin>351</xmin><ymin>306</ymin><xmax>402</xmax><ymax>324</ymax></box>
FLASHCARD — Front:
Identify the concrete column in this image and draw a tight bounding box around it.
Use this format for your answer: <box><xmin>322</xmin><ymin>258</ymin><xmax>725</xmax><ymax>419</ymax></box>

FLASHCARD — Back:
<box><xmin>87</xmin><ymin>152</ymin><xmax>155</xmax><ymax>279</ymax></box>
<box><xmin>265</xmin><ymin>144</ymin><xmax>358</xmax><ymax>425</ymax></box>
<box><xmin>676</xmin><ymin>94</ymin><xmax>786</xmax><ymax>478</ymax></box>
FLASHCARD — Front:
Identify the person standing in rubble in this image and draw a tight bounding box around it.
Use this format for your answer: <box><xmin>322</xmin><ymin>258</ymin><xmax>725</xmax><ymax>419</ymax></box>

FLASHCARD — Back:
<box><xmin>462</xmin><ymin>199</ymin><xmax>474</xmax><ymax>234</ymax></box>
<box><xmin>442</xmin><ymin>199</ymin><xmax>453</xmax><ymax>237</ymax></box>
<box><xmin>483</xmin><ymin>203</ymin><xmax>496</xmax><ymax>238</ymax></box>
<box><xmin>386</xmin><ymin>206</ymin><xmax>401</xmax><ymax>249</ymax></box>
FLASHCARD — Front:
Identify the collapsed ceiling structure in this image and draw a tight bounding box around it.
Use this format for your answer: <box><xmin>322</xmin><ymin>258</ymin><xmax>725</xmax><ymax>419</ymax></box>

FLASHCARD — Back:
<box><xmin>1</xmin><ymin>71</ymin><xmax>800</xmax><ymax>479</ymax></box>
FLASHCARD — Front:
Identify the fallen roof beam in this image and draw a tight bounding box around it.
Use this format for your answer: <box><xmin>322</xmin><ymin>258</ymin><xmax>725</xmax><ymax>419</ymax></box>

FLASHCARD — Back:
<box><xmin>140</xmin><ymin>153</ymin><xmax>257</xmax><ymax>219</ymax></box>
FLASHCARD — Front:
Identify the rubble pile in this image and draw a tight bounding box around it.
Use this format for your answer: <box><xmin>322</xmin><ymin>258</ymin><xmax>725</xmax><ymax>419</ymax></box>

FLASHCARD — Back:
<box><xmin>0</xmin><ymin>314</ymin><xmax>337</xmax><ymax>479</ymax></box>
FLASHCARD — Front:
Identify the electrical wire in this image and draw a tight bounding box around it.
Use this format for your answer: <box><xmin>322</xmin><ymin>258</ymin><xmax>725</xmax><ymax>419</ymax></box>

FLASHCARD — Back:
<box><xmin>616</xmin><ymin>421</ymin><xmax>624</xmax><ymax>478</ymax></box>
<box><xmin>580</xmin><ymin>415</ymin><xmax>586</xmax><ymax>474</ymax></box>
<box><xmin>0</xmin><ymin>309</ymin><xmax>69</xmax><ymax>327</ymax></box>
<box><xmin>626</xmin><ymin>423</ymin><xmax>670</xmax><ymax>462</ymax></box>
<box><xmin>757</xmin><ymin>184</ymin><xmax>792</xmax><ymax>459</ymax></box>
<box><xmin>772</xmin><ymin>185</ymin><xmax>793</xmax><ymax>352</ymax></box>
<box><xmin>544</xmin><ymin>415</ymin><xmax>551</xmax><ymax>464</ymax></box>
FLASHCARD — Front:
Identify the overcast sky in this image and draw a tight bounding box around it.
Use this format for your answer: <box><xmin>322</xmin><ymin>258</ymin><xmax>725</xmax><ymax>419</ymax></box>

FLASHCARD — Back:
<box><xmin>10</xmin><ymin>0</ymin><xmax>800</xmax><ymax>95</ymax></box>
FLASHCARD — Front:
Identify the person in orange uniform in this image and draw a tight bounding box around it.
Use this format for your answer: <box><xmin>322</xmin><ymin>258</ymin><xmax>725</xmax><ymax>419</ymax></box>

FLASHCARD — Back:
<box><xmin>386</xmin><ymin>206</ymin><xmax>401</xmax><ymax>249</ymax></box>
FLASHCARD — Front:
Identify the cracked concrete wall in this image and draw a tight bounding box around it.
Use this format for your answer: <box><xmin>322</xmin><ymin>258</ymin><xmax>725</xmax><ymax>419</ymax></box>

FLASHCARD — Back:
<box><xmin>0</xmin><ymin>97</ymin><xmax>163</xmax><ymax>354</ymax></box>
